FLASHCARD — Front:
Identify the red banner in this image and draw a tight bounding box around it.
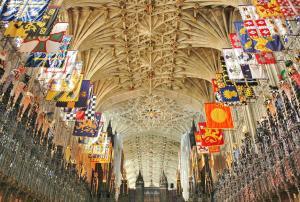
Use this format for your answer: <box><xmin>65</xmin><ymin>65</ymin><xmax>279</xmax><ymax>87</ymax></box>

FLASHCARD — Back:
<box><xmin>291</xmin><ymin>73</ymin><xmax>300</xmax><ymax>87</ymax></box>
<box><xmin>229</xmin><ymin>33</ymin><xmax>242</xmax><ymax>48</ymax></box>
<box><xmin>212</xmin><ymin>79</ymin><xmax>219</xmax><ymax>93</ymax></box>
<box><xmin>197</xmin><ymin>122</ymin><xmax>224</xmax><ymax>146</ymax></box>
<box><xmin>254</xmin><ymin>0</ymin><xmax>283</xmax><ymax>18</ymax></box>
<box><xmin>255</xmin><ymin>52</ymin><xmax>276</xmax><ymax>64</ymax></box>
<box><xmin>204</xmin><ymin>103</ymin><xmax>234</xmax><ymax>129</ymax></box>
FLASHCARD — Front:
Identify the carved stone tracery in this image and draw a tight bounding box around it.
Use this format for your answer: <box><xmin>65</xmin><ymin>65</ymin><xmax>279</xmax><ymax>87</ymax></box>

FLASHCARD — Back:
<box><xmin>61</xmin><ymin>0</ymin><xmax>245</xmax><ymax>187</ymax></box>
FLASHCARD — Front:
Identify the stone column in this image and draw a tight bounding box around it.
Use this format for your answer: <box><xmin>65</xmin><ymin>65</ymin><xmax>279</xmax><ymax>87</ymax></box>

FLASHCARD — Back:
<box><xmin>159</xmin><ymin>171</ymin><xmax>169</xmax><ymax>202</ymax></box>
<box><xmin>265</xmin><ymin>64</ymin><xmax>278</xmax><ymax>86</ymax></box>
<box><xmin>135</xmin><ymin>171</ymin><xmax>144</xmax><ymax>202</ymax></box>
<box><xmin>135</xmin><ymin>186</ymin><xmax>144</xmax><ymax>202</ymax></box>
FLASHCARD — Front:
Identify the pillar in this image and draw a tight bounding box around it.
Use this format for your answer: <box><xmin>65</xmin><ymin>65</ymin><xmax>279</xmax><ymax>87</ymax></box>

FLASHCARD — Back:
<box><xmin>160</xmin><ymin>171</ymin><xmax>169</xmax><ymax>202</ymax></box>
<box><xmin>135</xmin><ymin>171</ymin><xmax>144</xmax><ymax>202</ymax></box>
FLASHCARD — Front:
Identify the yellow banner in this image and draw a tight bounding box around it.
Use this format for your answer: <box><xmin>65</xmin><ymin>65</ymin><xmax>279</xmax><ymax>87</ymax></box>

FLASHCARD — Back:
<box><xmin>253</xmin><ymin>0</ymin><xmax>282</xmax><ymax>18</ymax></box>
<box><xmin>84</xmin><ymin>134</ymin><xmax>109</xmax><ymax>155</ymax></box>
<box><xmin>89</xmin><ymin>144</ymin><xmax>112</xmax><ymax>164</ymax></box>
<box><xmin>45</xmin><ymin>74</ymin><xmax>83</xmax><ymax>102</ymax></box>
<box><xmin>4</xmin><ymin>7</ymin><xmax>59</xmax><ymax>38</ymax></box>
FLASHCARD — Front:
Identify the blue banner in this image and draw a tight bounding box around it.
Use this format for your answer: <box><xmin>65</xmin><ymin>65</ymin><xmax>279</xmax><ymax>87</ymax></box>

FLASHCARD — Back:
<box><xmin>0</xmin><ymin>0</ymin><xmax>50</xmax><ymax>22</ymax></box>
<box><xmin>0</xmin><ymin>0</ymin><xmax>9</xmax><ymax>16</ymax></box>
<box><xmin>234</xmin><ymin>21</ymin><xmax>256</xmax><ymax>53</ymax></box>
<box><xmin>73</xmin><ymin>113</ymin><xmax>102</xmax><ymax>137</ymax></box>
<box><xmin>56</xmin><ymin>80</ymin><xmax>91</xmax><ymax>108</ymax></box>
<box><xmin>234</xmin><ymin>21</ymin><xmax>284</xmax><ymax>53</ymax></box>
<box><xmin>25</xmin><ymin>51</ymin><xmax>67</xmax><ymax>68</ymax></box>
<box><xmin>219</xmin><ymin>85</ymin><xmax>240</xmax><ymax>103</ymax></box>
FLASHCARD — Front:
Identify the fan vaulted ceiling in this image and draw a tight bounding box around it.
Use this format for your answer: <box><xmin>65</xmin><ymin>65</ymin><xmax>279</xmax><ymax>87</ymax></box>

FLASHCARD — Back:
<box><xmin>61</xmin><ymin>0</ymin><xmax>245</xmax><ymax>187</ymax></box>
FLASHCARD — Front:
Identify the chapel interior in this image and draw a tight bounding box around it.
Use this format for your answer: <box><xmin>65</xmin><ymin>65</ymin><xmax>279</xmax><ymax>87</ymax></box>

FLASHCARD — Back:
<box><xmin>0</xmin><ymin>0</ymin><xmax>299</xmax><ymax>201</ymax></box>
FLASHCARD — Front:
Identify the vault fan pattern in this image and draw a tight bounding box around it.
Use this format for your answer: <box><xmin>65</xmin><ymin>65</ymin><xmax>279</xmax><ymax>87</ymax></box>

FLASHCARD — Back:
<box><xmin>61</xmin><ymin>0</ymin><xmax>246</xmax><ymax>187</ymax></box>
